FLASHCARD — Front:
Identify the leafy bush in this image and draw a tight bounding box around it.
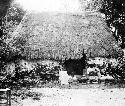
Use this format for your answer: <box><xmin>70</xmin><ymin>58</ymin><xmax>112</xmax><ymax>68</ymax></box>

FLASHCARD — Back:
<box><xmin>107</xmin><ymin>57</ymin><xmax>125</xmax><ymax>81</ymax></box>
<box><xmin>33</xmin><ymin>61</ymin><xmax>60</xmax><ymax>81</ymax></box>
<box><xmin>2</xmin><ymin>2</ymin><xmax>25</xmax><ymax>39</ymax></box>
<box><xmin>0</xmin><ymin>60</ymin><xmax>60</xmax><ymax>88</ymax></box>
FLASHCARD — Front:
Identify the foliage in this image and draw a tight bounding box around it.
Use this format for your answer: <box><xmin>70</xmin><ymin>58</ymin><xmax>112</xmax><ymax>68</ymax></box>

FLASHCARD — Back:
<box><xmin>0</xmin><ymin>2</ymin><xmax>26</xmax><ymax>70</ymax></box>
<box><xmin>106</xmin><ymin>57</ymin><xmax>125</xmax><ymax>81</ymax></box>
<box><xmin>0</xmin><ymin>0</ymin><xmax>13</xmax><ymax>19</ymax></box>
<box><xmin>0</xmin><ymin>60</ymin><xmax>60</xmax><ymax>88</ymax></box>
<box><xmin>114</xmin><ymin>57</ymin><xmax>125</xmax><ymax>80</ymax></box>
<box><xmin>34</xmin><ymin>62</ymin><xmax>60</xmax><ymax>80</ymax></box>
<box><xmin>0</xmin><ymin>0</ymin><xmax>14</xmax><ymax>68</ymax></box>
<box><xmin>100</xmin><ymin>0</ymin><xmax>125</xmax><ymax>48</ymax></box>
<box><xmin>83</xmin><ymin>0</ymin><xmax>103</xmax><ymax>12</ymax></box>
<box><xmin>2</xmin><ymin>2</ymin><xmax>25</xmax><ymax>40</ymax></box>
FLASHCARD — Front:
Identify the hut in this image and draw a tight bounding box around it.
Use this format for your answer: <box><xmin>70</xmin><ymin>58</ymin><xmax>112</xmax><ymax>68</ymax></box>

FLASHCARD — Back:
<box><xmin>3</xmin><ymin>0</ymin><xmax>124</xmax><ymax>84</ymax></box>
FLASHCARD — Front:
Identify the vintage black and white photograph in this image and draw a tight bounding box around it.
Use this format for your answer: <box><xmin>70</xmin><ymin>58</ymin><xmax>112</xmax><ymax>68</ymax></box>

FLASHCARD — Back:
<box><xmin>0</xmin><ymin>0</ymin><xmax>125</xmax><ymax>106</ymax></box>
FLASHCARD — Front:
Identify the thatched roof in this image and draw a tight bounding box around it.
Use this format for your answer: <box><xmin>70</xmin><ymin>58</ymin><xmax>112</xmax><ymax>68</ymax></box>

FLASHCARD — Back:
<box><xmin>9</xmin><ymin>12</ymin><xmax>123</xmax><ymax>61</ymax></box>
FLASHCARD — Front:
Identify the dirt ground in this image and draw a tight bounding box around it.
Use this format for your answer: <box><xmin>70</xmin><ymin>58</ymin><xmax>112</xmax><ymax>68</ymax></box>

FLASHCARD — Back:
<box><xmin>11</xmin><ymin>82</ymin><xmax>125</xmax><ymax>106</ymax></box>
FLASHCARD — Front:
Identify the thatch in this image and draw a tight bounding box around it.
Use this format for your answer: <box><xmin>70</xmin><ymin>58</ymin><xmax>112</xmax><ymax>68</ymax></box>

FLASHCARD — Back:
<box><xmin>9</xmin><ymin>12</ymin><xmax>123</xmax><ymax>61</ymax></box>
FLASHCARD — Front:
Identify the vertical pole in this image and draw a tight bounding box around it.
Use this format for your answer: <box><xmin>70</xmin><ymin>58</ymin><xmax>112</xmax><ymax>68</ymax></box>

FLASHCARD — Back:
<box><xmin>6</xmin><ymin>89</ymin><xmax>9</xmax><ymax>106</ymax></box>
<box><xmin>0</xmin><ymin>88</ymin><xmax>11</xmax><ymax>106</ymax></box>
<box><xmin>8</xmin><ymin>89</ymin><xmax>11</xmax><ymax>106</ymax></box>
<box><xmin>6</xmin><ymin>88</ymin><xmax>11</xmax><ymax>106</ymax></box>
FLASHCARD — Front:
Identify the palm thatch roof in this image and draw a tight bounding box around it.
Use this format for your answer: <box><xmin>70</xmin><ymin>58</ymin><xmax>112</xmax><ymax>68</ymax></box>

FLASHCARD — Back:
<box><xmin>8</xmin><ymin>12</ymin><xmax>123</xmax><ymax>61</ymax></box>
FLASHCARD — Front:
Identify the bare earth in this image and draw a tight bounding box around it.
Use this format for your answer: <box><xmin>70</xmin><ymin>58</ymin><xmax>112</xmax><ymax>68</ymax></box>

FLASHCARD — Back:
<box><xmin>11</xmin><ymin>83</ymin><xmax>125</xmax><ymax>106</ymax></box>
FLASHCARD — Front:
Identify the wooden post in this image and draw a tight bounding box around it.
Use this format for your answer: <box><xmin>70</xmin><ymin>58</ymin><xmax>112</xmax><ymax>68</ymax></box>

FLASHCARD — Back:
<box><xmin>0</xmin><ymin>88</ymin><xmax>11</xmax><ymax>106</ymax></box>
